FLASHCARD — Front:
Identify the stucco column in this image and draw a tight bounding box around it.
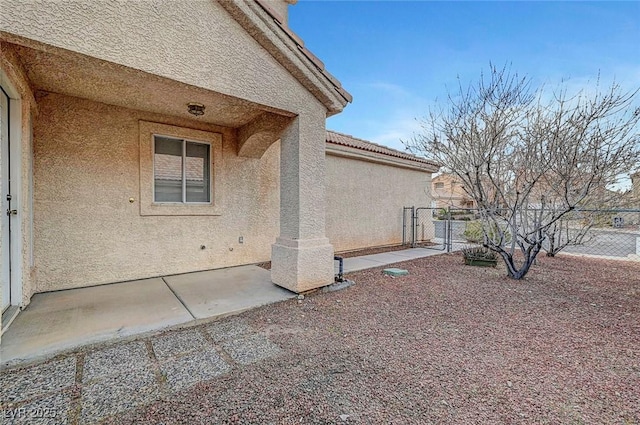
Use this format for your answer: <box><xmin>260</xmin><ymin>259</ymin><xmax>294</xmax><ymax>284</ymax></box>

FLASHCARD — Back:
<box><xmin>271</xmin><ymin>113</ymin><xmax>334</xmax><ymax>293</ymax></box>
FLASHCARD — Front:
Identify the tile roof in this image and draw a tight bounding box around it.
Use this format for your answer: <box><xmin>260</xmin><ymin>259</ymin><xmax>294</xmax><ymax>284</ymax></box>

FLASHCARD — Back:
<box><xmin>326</xmin><ymin>130</ymin><xmax>439</xmax><ymax>167</ymax></box>
<box><xmin>254</xmin><ymin>0</ymin><xmax>352</xmax><ymax>104</ymax></box>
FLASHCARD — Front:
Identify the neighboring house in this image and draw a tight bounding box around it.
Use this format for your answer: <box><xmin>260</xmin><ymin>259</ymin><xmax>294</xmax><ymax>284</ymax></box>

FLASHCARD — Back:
<box><xmin>632</xmin><ymin>172</ymin><xmax>640</xmax><ymax>204</ymax></box>
<box><xmin>626</xmin><ymin>171</ymin><xmax>640</xmax><ymax>225</ymax></box>
<box><xmin>0</xmin><ymin>1</ymin><xmax>437</xmax><ymax>340</ymax></box>
<box><xmin>431</xmin><ymin>173</ymin><xmax>476</xmax><ymax>209</ymax></box>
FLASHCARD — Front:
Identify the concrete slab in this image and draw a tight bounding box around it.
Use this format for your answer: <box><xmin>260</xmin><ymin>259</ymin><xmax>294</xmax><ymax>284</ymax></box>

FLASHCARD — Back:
<box><xmin>0</xmin><ymin>278</ymin><xmax>192</xmax><ymax>366</ymax></box>
<box><xmin>342</xmin><ymin>248</ymin><xmax>451</xmax><ymax>273</ymax></box>
<box><xmin>392</xmin><ymin>250</ymin><xmax>451</xmax><ymax>261</ymax></box>
<box><xmin>341</xmin><ymin>257</ymin><xmax>388</xmax><ymax>273</ymax></box>
<box><xmin>385</xmin><ymin>248</ymin><xmax>446</xmax><ymax>258</ymax></box>
<box><xmin>380</xmin><ymin>252</ymin><xmax>424</xmax><ymax>261</ymax></box>
<box><xmin>1</xmin><ymin>250</ymin><xmax>455</xmax><ymax>367</ymax></box>
<box><xmin>164</xmin><ymin>265</ymin><xmax>295</xmax><ymax>320</ymax></box>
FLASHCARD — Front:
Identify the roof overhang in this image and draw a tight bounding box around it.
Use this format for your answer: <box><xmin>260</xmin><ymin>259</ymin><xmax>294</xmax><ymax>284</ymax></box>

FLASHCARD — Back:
<box><xmin>0</xmin><ymin>39</ymin><xmax>296</xmax><ymax>130</ymax></box>
<box><xmin>326</xmin><ymin>143</ymin><xmax>439</xmax><ymax>173</ymax></box>
<box><xmin>219</xmin><ymin>0</ymin><xmax>351</xmax><ymax>117</ymax></box>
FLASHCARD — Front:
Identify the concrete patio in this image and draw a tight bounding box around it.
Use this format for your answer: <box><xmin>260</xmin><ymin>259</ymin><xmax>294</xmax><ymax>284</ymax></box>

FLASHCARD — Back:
<box><xmin>0</xmin><ymin>247</ymin><xmax>450</xmax><ymax>367</ymax></box>
<box><xmin>0</xmin><ymin>265</ymin><xmax>295</xmax><ymax>366</ymax></box>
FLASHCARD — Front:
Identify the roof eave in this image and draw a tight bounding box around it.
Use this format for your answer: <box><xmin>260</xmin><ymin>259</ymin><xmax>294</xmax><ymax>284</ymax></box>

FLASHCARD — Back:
<box><xmin>326</xmin><ymin>142</ymin><xmax>439</xmax><ymax>173</ymax></box>
<box><xmin>326</xmin><ymin>130</ymin><xmax>441</xmax><ymax>169</ymax></box>
<box><xmin>219</xmin><ymin>0</ymin><xmax>351</xmax><ymax>116</ymax></box>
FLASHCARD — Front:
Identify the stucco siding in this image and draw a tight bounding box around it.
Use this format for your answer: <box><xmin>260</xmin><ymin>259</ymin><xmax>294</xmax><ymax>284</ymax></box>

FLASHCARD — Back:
<box><xmin>31</xmin><ymin>94</ymin><xmax>433</xmax><ymax>292</ymax></box>
<box><xmin>31</xmin><ymin>93</ymin><xmax>434</xmax><ymax>292</ymax></box>
<box><xmin>0</xmin><ymin>0</ymin><xmax>325</xmax><ymax>116</ymax></box>
<box><xmin>2</xmin><ymin>0</ymin><xmax>353</xmax><ymax>296</ymax></box>
<box><xmin>326</xmin><ymin>153</ymin><xmax>432</xmax><ymax>252</ymax></box>
<box><xmin>33</xmin><ymin>93</ymin><xmax>280</xmax><ymax>292</ymax></box>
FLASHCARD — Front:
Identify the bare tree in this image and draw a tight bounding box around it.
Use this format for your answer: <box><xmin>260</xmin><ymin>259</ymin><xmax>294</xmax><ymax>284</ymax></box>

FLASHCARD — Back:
<box><xmin>406</xmin><ymin>64</ymin><xmax>640</xmax><ymax>279</ymax></box>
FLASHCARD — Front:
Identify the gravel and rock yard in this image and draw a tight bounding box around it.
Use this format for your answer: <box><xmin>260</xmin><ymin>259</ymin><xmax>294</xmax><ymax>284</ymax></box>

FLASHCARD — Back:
<box><xmin>1</xmin><ymin>253</ymin><xmax>639</xmax><ymax>424</ymax></box>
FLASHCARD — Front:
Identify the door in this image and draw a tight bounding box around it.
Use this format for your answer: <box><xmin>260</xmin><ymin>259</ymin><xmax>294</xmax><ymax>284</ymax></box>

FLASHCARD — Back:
<box><xmin>1</xmin><ymin>86</ymin><xmax>11</xmax><ymax>312</ymax></box>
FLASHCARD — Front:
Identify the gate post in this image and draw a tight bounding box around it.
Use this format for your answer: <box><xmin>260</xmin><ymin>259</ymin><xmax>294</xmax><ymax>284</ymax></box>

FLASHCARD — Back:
<box><xmin>402</xmin><ymin>207</ymin><xmax>408</xmax><ymax>246</ymax></box>
<box><xmin>446</xmin><ymin>207</ymin><xmax>452</xmax><ymax>253</ymax></box>
<box><xmin>411</xmin><ymin>206</ymin><xmax>416</xmax><ymax>248</ymax></box>
<box><xmin>403</xmin><ymin>206</ymin><xmax>415</xmax><ymax>247</ymax></box>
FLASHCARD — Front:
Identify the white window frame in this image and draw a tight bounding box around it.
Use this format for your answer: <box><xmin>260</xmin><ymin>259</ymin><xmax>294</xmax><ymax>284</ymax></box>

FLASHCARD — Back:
<box><xmin>139</xmin><ymin>121</ymin><xmax>223</xmax><ymax>216</ymax></box>
<box><xmin>152</xmin><ymin>134</ymin><xmax>212</xmax><ymax>205</ymax></box>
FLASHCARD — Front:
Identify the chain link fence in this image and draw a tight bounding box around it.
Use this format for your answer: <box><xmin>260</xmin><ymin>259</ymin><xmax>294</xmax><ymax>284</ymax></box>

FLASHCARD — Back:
<box><xmin>404</xmin><ymin>206</ymin><xmax>640</xmax><ymax>261</ymax></box>
<box><xmin>403</xmin><ymin>207</ymin><xmax>449</xmax><ymax>251</ymax></box>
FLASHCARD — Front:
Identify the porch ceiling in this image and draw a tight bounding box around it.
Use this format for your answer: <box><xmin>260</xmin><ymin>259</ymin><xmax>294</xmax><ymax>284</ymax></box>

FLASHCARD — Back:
<box><xmin>10</xmin><ymin>43</ymin><xmax>294</xmax><ymax>128</ymax></box>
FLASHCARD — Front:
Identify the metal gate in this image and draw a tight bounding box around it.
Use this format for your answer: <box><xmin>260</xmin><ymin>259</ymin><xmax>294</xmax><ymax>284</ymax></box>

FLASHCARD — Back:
<box><xmin>403</xmin><ymin>206</ymin><xmax>450</xmax><ymax>251</ymax></box>
<box><xmin>402</xmin><ymin>206</ymin><xmax>414</xmax><ymax>246</ymax></box>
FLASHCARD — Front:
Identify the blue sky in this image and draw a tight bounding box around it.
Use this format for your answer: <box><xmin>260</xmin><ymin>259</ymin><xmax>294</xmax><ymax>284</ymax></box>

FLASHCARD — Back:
<box><xmin>289</xmin><ymin>1</ymin><xmax>640</xmax><ymax>151</ymax></box>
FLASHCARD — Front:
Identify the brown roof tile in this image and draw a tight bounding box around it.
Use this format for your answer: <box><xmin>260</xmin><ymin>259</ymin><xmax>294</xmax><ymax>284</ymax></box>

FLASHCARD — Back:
<box><xmin>296</xmin><ymin>44</ymin><xmax>325</xmax><ymax>71</ymax></box>
<box><xmin>326</xmin><ymin>130</ymin><xmax>439</xmax><ymax>167</ymax></box>
<box><xmin>254</xmin><ymin>0</ymin><xmax>352</xmax><ymax>104</ymax></box>
<box><xmin>254</xmin><ymin>0</ymin><xmax>285</xmax><ymax>24</ymax></box>
<box><xmin>275</xmin><ymin>19</ymin><xmax>306</xmax><ymax>48</ymax></box>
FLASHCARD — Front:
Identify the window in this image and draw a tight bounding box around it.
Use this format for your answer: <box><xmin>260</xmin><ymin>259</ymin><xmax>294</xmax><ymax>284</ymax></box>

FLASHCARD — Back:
<box><xmin>154</xmin><ymin>135</ymin><xmax>211</xmax><ymax>203</ymax></box>
<box><xmin>139</xmin><ymin>121</ymin><xmax>222</xmax><ymax>216</ymax></box>
<box><xmin>435</xmin><ymin>182</ymin><xmax>445</xmax><ymax>189</ymax></box>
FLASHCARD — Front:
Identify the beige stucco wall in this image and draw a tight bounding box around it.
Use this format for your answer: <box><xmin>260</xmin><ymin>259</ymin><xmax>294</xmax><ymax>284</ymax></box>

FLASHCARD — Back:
<box><xmin>32</xmin><ymin>92</ymin><xmax>432</xmax><ymax>292</ymax></box>
<box><xmin>0</xmin><ymin>0</ymin><xmax>341</xmax><ymax>117</ymax></box>
<box><xmin>326</xmin><ymin>153</ymin><xmax>432</xmax><ymax>252</ymax></box>
<box><xmin>2</xmin><ymin>0</ymin><xmax>422</xmax><ymax>296</ymax></box>
<box><xmin>2</xmin><ymin>0</ymin><xmax>349</xmax><ymax>293</ymax></box>
<box><xmin>33</xmin><ymin>93</ymin><xmax>280</xmax><ymax>292</ymax></box>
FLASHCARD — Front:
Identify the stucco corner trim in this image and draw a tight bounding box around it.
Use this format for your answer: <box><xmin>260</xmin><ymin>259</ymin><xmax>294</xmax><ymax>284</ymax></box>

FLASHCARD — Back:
<box><xmin>138</xmin><ymin>121</ymin><xmax>223</xmax><ymax>216</ymax></box>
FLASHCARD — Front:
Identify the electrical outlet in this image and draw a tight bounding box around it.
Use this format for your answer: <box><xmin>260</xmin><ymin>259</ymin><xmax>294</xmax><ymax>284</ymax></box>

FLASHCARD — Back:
<box><xmin>238</xmin><ymin>236</ymin><xmax>244</xmax><ymax>244</ymax></box>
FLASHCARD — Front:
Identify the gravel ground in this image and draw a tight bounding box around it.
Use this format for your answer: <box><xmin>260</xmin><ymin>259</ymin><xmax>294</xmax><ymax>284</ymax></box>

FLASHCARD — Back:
<box><xmin>1</xmin><ymin>318</ymin><xmax>284</xmax><ymax>424</ymax></box>
<box><xmin>106</xmin><ymin>253</ymin><xmax>639</xmax><ymax>425</ymax></box>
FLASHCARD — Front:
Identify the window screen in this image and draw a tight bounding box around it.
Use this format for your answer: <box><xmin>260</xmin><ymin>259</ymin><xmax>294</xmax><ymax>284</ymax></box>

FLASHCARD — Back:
<box><xmin>154</xmin><ymin>135</ymin><xmax>211</xmax><ymax>203</ymax></box>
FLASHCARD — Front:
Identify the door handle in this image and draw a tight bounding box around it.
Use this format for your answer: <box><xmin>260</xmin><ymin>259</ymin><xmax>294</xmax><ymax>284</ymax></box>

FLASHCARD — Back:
<box><xmin>6</xmin><ymin>209</ymin><xmax>17</xmax><ymax>216</ymax></box>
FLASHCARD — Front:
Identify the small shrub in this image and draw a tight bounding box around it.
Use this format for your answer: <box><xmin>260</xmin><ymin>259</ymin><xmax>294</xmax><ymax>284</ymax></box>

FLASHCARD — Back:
<box><xmin>463</xmin><ymin>221</ymin><xmax>483</xmax><ymax>243</ymax></box>
<box><xmin>463</xmin><ymin>220</ymin><xmax>511</xmax><ymax>244</ymax></box>
<box><xmin>462</xmin><ymin>246</ymin><xmax>498</xmax><ymax>267</ymax></box>
<box><xmin>435</xmin><ymin>208</ymin><xmax>449</xmax><ymax>220</ymax></box>
<box><xmin>461</xmin><ymin>246</ymin><xmax>497</xmax><ymax>261</ymax></box>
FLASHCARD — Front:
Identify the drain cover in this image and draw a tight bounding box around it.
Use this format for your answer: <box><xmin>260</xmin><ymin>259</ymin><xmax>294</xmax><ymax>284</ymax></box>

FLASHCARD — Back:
<box><xmin>383</xmin><ymin>268</ymin><xmax>409</xmax><ymax>277</ymax></box>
